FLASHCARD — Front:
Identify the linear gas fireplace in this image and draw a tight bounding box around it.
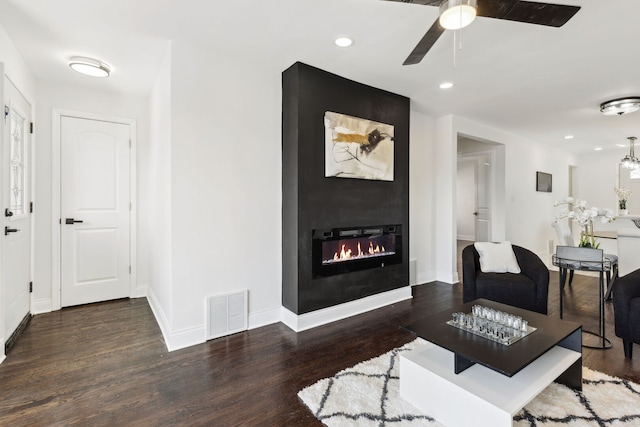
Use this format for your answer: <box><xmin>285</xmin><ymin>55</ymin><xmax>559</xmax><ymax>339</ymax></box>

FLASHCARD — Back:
<box><xmin>312</xmin><ymin>225</ymin><xmax>402</xmax><ymax>278</ymax></box>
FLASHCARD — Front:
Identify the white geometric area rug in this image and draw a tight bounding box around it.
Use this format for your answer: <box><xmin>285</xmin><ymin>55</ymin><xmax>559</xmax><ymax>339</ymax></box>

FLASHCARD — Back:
<box><xmin>298</xmin><ymin>339</ymin><xmax>640</xmax><ymax>426</ymax></box>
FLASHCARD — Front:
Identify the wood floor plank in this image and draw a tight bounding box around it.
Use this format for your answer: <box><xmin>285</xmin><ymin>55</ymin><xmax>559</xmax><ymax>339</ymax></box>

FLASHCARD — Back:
<box><xmin>1</xmin><ymin>253</ymin><xmax>639</xmax><ymax>424</ymax></box>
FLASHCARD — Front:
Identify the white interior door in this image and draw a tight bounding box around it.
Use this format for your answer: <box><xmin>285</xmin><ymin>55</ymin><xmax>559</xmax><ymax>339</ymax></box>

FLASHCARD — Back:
<box><xmin>61</xmin><ymin>116</ymin><xmax>130</xmax><ymax>307</ymax></box>
<box><xmin>475</xmin><ymin>155</ymin><xmax>492</xmax><ymax>242</ymax></box>
<box><xmin>3</xmin><ymin>77</ymin><xmax>32</xmax><ymax>339</ymax></box>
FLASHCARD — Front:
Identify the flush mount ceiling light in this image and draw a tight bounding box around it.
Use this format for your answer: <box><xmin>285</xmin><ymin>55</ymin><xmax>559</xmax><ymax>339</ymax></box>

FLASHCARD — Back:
<box><xmin>439</xmin><ymin>0</ymin><xmax>477</xmax><ymax>30</ymax></box>
<box><xmin>68</xmin><ymin>56</ymin><xmax>111</xmax><ymax>78</ymax></box>
<box><xmin>334</xmin><ymin>36</ymin><xmax>354</xmax><ymax>48</ymax></box>
<box><xmin>621</xmin><ymin>136</ymin><xmax>640</xmax><ymax>170</ymax></box>
<box><xmin>439</xmin><ymin>82</ymin><xmax>454</xmax><ymax>89</ymax></box>
<box><xmin>600</xmin><ymin>97</ymin><xmax>640</xmax><ymax>116</ymax></box>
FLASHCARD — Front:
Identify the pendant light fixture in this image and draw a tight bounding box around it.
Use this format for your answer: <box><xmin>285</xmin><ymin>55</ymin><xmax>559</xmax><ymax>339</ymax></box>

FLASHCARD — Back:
<box><xmin>621</xmin><ymin>136</ymin><xmax>640</xmax><ymax>170</ymax></box>
<box><xmin>600</xmin><ymin>97</ymin><xmax>640</xmax><ymax>116</ymax></box>
<box><xmin>439</xmin><ymin>0</ymin><xmax>477</xmax><ymax>30</ymax></box>
<box><xmin>68</xmin><ymin>56</ymin><xmax>111</xmax><ymax>78</ymax></box>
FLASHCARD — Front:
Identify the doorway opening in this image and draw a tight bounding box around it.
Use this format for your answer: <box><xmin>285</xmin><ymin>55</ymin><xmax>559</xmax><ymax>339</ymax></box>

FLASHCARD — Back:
<box><xmin>455</xmin><ymin>135</ymin><xmax>505</xmax><ymax>279</ymax></box>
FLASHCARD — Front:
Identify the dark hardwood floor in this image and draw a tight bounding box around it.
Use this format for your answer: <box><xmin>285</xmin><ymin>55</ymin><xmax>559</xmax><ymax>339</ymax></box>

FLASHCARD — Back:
<box><xmin>1</xmin><ymin>250</ymin><xmax>639</xmax><ymax>425</ymax></box>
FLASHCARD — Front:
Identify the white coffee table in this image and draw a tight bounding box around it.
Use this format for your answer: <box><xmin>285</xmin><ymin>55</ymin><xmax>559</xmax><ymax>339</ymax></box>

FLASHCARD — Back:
<box><xmin>400</xmin><ymin>342</ymin><xmax>581</xmax><ymax>427</ymax></box>
<box><xmin>399</xmin><ymin>299</ymin><xmax>582</xmax><ymax>427</ymax></box>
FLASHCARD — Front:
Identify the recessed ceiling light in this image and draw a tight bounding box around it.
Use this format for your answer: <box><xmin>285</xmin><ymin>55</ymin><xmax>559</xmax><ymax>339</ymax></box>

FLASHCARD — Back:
<box><xmin>594</xmin><ymin>147</ymin><xmax>603</xmax><ymax>151</ymax></box>
<box><xmin>68</xmin><ymin>56</ymin><xmax>111</xmax><ymax>78</ymax></box>
<box><xmin>334</xmin><ymin>37</ymin><xmax>354</xmax><ymax>48</ymax></box>
<box><xmin>564</xmin><ymin>135</ymin><xmax>574</xmax><ymax>140</ymax></box>
<box><xmin>439</xmin><ymin>82</ymin><xmax>454</xmax><ymax>89</ymax></box>
<box><xmin>616</xmin><ymin>144</ymin><xmax>627</xmax><ymax>148</ymax></box>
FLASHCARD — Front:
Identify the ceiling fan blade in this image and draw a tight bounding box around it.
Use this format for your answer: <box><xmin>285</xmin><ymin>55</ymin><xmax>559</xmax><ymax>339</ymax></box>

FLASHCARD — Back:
<box><xmin>403</xmin><ymin>19</ymin><xmax>446</xmax><ymax>65</ymax></box>
<box><xmin>478</xmin><ymin>0</ymin><xmax>580</xmax><ymax>27</ymax></box>
<box><xmin>380</xmin><ymin>0</ymin><xmax>441</xmax><ymax>6</ymax></box>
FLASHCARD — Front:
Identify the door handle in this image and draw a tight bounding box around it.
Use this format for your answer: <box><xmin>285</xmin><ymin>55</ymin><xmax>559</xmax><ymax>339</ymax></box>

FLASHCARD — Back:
<box><xmin>5</xmin><ymin>226</ymin><xmax>19</xmax><ymax>235</ymax></box>
<box><xmin>473</xmin><ymin>212</ymin><xmax>478</xmax><ymax>216</ymax></box>
<box><xmin>65</xmin><ymin>218</ymin><xmax>84</xmax><ymax>224</ymax></box>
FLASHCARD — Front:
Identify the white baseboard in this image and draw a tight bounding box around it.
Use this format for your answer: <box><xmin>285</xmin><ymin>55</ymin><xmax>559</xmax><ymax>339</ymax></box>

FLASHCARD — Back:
<box><xmin>281</xmin><ymin>286</ymin><xmax>412</xmax><ymax>332</ymax></box>
<box><xmin>457</xmin><ymin>234</ymin><xmax>474</xmax><ymax>241</ymax></box>
<box><xmin>437</xmin><ymin>271</ymin><xmax>459</xmax><ymax>284</ymax></box>
<box><xmin>31</xmin><ymin>297</ymin><xmax>53</xmax><ymax>314</ymax></box>
<box><xmin>145</xmin><ymin>287</ymin><xmax>172</xmax><ymax>346</ymax></box>
<box><xmin>166</xmin><ymin>325</ymin><xmax>206</xmax><ymax>352</ymax></box>
<box><xmin>0</xmin><ymin>354</ymin><xmax>5</xmax><ymax>365</ymax></box>
<box><xmin>249</xmin><ymin>307</ymin><xmax>281</xmax><ymax>330</ymax></box>
<box><xmin>416</xmin><ymin>271</ymin><xmax>436</xmax><ymax>285</ymax></box>
<box><xmin>146</xmin><ymin>288</ymin><xmax>205</xmax><ymax>352</ymax></box>
<box><xmin>132</xmin><ymin>283</ymin><xmax>148</xmax><ymax>298</ymax></box>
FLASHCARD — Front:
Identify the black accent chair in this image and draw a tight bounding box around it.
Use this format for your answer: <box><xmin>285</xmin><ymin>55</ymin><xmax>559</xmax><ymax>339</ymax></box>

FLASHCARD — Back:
<box><xmin>462</xmin><ymin>244</ymin><xmax>549</xmax><ymax>314</ymax></box>
<box><xmin>613</xmin><ymin>268</ymin><xmax>640</xmax><ymax>359</ymax></box>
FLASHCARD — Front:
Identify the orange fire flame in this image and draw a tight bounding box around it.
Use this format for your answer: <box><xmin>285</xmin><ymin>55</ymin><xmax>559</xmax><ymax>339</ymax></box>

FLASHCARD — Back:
<box><xmin>333</xmin><ymin>241</ymin><xmax>386</xmax><ymax>261</ymax></box>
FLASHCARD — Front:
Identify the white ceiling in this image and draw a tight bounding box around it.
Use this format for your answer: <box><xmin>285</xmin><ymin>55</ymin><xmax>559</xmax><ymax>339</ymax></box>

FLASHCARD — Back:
<box><xmin>1</xmin><ymin>0</ymin><xmax>639</xmax><ymax>154</ymax></box>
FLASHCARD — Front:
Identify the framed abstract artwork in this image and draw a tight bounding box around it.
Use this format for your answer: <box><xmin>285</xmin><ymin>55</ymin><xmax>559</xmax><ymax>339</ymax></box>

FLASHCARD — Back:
<box><xmin>324</xmin><ymin>111</ymin><xmax>394</xmax><ymax>181</ymax></box>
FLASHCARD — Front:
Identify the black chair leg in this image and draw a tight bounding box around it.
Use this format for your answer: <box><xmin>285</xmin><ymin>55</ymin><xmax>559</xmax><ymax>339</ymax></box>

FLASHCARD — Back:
<box><xmin>568</xmin><ymin>269</ymin><xmax>574</xmax><ymax>285</ymax></box>
<box><xmin>623</xmin><ymin>340</ymin><xmax>633</xmax><ymax>359</ymax></box>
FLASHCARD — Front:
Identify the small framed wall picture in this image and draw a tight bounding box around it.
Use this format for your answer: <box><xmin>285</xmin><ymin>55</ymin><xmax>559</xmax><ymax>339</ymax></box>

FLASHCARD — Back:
<box><xmin>536</xmin><ymin>172</ymin><xmax>552</xmax><ymax>192</ymax></box>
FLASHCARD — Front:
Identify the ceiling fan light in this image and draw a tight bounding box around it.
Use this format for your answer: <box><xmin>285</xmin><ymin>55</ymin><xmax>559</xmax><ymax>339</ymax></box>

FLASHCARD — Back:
<box><xmin>439</xmin><ymin>0</ymin><xmax>477</xmax><ymax>30</ymax></box>
<box><xmin>68</xmin><ymin>56</ymin><xmax>111</xmax><ymax>78</ymax></box>
<box><xmin>600</xmin><ymin>97</ymin><xmax>640</xmax><ymax>116</ymax></box>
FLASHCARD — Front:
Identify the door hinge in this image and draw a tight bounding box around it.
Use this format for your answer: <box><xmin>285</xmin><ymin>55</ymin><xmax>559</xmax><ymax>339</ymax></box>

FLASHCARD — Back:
<box><xmin>129</xmin><ymin>266</ymin><xmax>132</xmax><ymax>274</ymax></box>
<box><xmin>30</xmin><ymin>202</ymin><xmax>33</xmax><ymax>213</ymax></box>
<box><xmin>130</xmin><ymin>202</ymin><xmax>132</xmax><ymax>211</ymax></box>
<box><xmin>29</xmin><ymin>282</ymin><xmax>33</xmax><ymax>293</ymax></box>
<box><xmin>4</xmin><ymin>105</ymin><xmax>8</xmax><ymax>123</ymax></box>
<box><xmin>129</xmin><ymin>139</ymin><xmax>132</xmax><ymax>148</ymax></box>
<box><xmin>30</xmin><ymin>122</ymin><xmax>34</xmax><ymax>134</ymax></box>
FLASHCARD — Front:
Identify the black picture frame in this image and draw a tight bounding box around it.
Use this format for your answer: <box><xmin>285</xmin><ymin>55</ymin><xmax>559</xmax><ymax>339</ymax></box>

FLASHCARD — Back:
<box><xmin>536</xmin><ymin>172</ymin><xmax>552</xmax><ymax>192</ymax></box>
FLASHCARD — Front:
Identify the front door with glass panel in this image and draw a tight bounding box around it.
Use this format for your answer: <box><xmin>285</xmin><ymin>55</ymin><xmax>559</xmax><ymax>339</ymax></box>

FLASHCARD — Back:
<box><xmin>3</xmin><ymin>76</ymin><xmax>32</xmax><ymax>340</ymax></box>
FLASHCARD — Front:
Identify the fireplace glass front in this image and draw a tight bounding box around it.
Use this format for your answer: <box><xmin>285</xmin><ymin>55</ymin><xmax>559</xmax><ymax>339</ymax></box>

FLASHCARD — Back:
<box><xmin>312</xmin><ymin>225</ymin><xmax>402</xmax><ymax>278</ymax></box>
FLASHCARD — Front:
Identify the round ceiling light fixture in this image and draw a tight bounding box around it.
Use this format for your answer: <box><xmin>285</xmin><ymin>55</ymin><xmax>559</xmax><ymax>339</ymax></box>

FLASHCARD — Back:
<box><xmin>68</xmin><ymin>56</ymin><xmax>111</xmax><ymax>78</ymax></box>
<box><xmin>439</xmin><ymin>82</ymin><xmax>454</xmax><ymax>89</ymax></box>
<box><xmin>439</xmin><ymin>0</ymin><xmax>477</xmax><ymax>30</ymax></box>
<box><xmin>600</xmin><ymin>97</ymin><xmax>640</xmax><ymax>116</ymax></box>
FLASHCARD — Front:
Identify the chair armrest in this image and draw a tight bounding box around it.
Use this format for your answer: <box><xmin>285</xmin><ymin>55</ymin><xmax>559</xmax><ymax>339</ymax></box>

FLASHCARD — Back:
<box><xmin>513</xmin><ymin>246</ymin><xmax>549</xmax><ymax>284</ymax></box>
<box><xmin>513</xmin><ymin>245</ymin><xmax>549</xmax><ymax>314</ymax></box>
<box><xmin>613</xmin><ymin>268</ymin><xmax>640</xmax><ymax>337</ymax></box>
<box><xmin>462</xmin><ymin>245</ymin><xmax>479</xmax><ymax>303</ymax></box>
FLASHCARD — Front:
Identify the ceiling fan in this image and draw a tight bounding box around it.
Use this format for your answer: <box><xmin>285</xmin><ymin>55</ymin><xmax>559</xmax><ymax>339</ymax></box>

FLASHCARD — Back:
<box><xmin>383</xmin><ymin>0</ymin><xmax>581</xmax><ymax>65</ymax></box>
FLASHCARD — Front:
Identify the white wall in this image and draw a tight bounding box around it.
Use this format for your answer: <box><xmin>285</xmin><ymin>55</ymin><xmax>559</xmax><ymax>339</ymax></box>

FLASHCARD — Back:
<box><xmin>0</xmin><ymin>25</ymin><xmax>35</xmax><ymax>102</ymax></box>
<box><xmin>33</xmin><ymin>81</ymin><xmax>149</xmax><ymax>312</ymax></box>
<box><xmin>576</xmin><ymin>149</ymin><xmax>622</xmax><ymax>212</ymax></box>
<box><xmin>153</xmin><ymin>41</ymin><xmax>283</xmax><ymax>349</ymax></box>
<box><xmin>146</xmin><ymin>44</ymin><xmax>173</xmax><ymax>337</ymax></box>
<box><xmin>409</xmin><ymin>110</ymin><xmax>437</xmax><ymax>285</ymax></box>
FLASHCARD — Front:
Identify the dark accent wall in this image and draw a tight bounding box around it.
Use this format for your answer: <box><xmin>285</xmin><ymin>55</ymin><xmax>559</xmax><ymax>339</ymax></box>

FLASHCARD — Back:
<box><xmin>282</xmin><ymin>62</ymin><xmax>410</xmax><ymax>315</ymax></box>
